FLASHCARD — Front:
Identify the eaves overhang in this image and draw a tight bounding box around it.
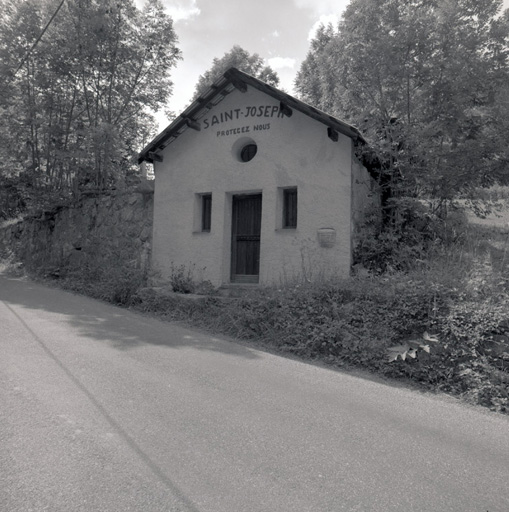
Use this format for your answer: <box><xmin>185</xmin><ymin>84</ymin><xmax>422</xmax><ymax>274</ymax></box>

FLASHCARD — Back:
<box><xmin>138</xmin><ymin>67</ymin><xmax>366</xmax><ymax>164</ymax></box>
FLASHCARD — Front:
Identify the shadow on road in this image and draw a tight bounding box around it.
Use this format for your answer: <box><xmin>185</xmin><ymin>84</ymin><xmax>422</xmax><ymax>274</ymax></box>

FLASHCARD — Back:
<box><xmin>0</xmin><ymin>274</ymin><xmax>261</xmax><ymax>360</ymax></box>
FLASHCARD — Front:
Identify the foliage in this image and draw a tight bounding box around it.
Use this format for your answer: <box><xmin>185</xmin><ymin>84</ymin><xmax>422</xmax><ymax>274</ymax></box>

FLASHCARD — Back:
<box><xmin>193</xmin><ymin>45</ymin><xmax>279</xmax><ymax>99</ymax></box>
<box><xmin>0</xmin><ymin>0</ymin><xmax>181</xmax><ymax>214</ymax></box>
<box><xmin>57</xmin><ymin>242</ymin><xmax>147</xmax><ymax>305</ymax></box>
<box><xmin>0</xmin><ymin>175</ymin><xmax>27</xmax><ymax>219</ymax></box>
<box><xmin>169</xmin><ymin>262</ymin><xmax>197</xmax><ymax>294</ymax></box>
<box><xmin>63</xmin><ymin>262</ymin><xmax>146</xmax><ymax>305</ymax></box>
<box><xmin>353</xmin><ymin>199</ymin><xmax>468</xmax><ymax>273</ymax></box>
<box><xmin>295</xmin><ymin>0</ymin><xmax>509</xmax><ymax>203</ymax></box>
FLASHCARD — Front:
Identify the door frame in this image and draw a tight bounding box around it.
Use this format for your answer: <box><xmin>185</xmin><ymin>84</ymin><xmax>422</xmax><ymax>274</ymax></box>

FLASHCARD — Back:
<box><xmin>230</xmin><ymin>193</ymin><xmax>262</xmax><ymax>284</ymax></box>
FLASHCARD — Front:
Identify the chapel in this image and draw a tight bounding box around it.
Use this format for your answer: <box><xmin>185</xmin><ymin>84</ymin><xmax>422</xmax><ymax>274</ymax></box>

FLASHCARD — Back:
<box><xmin>138</xmin><ymin>68</ymin><xmax>379</xmax><ymax>287</ymax></box>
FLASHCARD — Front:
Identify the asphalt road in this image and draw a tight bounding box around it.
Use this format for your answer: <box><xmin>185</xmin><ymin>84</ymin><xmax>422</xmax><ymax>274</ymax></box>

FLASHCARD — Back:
<box><xmin>1</xmin><ymin>274</ymin><xmax>509</xmax><ymax>512</ymax></box>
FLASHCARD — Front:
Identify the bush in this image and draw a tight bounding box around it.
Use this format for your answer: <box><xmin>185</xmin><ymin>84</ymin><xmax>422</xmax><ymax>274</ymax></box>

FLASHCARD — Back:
<box><xmin>169</xmin><ymin>262</ymin><xmax>196</xmax><ymax>294</ymax></box>
<box><xmin>60</xmin><ymin>260</ymin><xmax>147</xmax><ymax>305</ymax></box>
<box><xmin>354</xmin><ymin>199</ymin><xmax>471</xmax><ymax>273</ymax></box>
<box><xmin>52</xmin><ymin>240</ymin><xmax>148</xmax><ymax>306</ymax></box>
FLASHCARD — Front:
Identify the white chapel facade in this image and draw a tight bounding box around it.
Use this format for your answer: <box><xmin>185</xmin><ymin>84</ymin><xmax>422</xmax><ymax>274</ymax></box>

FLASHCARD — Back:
<box><xmin>139</xmin><ymin>68</ymin><xmax>379</xmax><ymax>287</ymax></box>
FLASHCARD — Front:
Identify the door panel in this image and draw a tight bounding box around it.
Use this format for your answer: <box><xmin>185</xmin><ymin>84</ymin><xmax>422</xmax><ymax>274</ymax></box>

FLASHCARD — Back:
<box><xmin>231</xmin><ymin>194</ymin><xmax>262</xmax><ymax>283</ymax></box>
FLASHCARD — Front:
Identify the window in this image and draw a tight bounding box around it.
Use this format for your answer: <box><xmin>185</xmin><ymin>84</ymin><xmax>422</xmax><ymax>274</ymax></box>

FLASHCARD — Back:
<box><xmin>240</xmin><ymin>143</ymin><xmax>257</xmax><ymax>162</ymax></box>
<box><xmin>283</xmin><ymin>188</ymin><xmax>297</xmax><ymax>228</ymax></box>
<box><xmin>201</xmin><ymin>193</ymin><xmax>212</xmax><ymax>231</ymax></box>
<box><xmin>193</xmin><ymin>193</ymin><xmax>212</xmax><ymax>233</ymax></box>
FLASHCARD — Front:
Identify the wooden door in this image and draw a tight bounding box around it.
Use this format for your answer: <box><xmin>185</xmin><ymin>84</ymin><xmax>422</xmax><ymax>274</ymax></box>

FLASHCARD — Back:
<box><xmin>231</xmin><ymin>194</ymin><xmax>262</xmax><ymax>283</ymax></box>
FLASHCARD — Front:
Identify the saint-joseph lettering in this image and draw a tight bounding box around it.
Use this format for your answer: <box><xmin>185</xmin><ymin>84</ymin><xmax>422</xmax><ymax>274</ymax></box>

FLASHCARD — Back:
<box><xmin>203</xmin><ymin>105</ymin><xmax>283</xmax><ymax>129</ymax></box>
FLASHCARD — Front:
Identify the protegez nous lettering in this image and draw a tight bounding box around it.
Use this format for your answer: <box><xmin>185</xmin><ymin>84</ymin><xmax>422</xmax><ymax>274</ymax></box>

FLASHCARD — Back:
<box><xmin>216</xmin><ymin>124</ymin><xmax>270</xmax><ymax>137</ymax></box>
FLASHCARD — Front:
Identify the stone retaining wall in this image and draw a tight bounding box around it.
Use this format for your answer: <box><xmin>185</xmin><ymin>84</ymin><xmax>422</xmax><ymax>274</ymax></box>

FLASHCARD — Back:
<box><xmin>0</xmin><ymin>182</ymin><xmax>154</xmax><ymax>276</ymax></box>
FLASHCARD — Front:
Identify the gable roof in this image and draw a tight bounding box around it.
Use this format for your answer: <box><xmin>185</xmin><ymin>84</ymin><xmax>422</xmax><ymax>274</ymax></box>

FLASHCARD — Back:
<box><xmin>138</xmin><ymin>67</ymin><xmax>366</xmax><ymax>164</ymax></box>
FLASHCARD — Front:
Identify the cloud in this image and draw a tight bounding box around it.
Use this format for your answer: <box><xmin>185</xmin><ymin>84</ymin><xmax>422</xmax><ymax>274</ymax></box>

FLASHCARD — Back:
<box><xmin>272</xmin><ymin>29</ymin><xmax>280</xmax><ymax>37</ymax></box>
<box><xmin>307</xmin><ymin>13</ymin><xmax>340</xmax><ymax>40</ymax></box>
<box><xmin>293</xmin><ymin>0</ymin><xmax>349</xmax><ymax>16</ymax></box>
<box><xmin>267</xmin><ymin>57</ymin><xmax>296</xmax><ymax>69</ymax></box>
<box><xmin>162</xmin><ymin>0</ymin><xmax>200</xmax><ymax>22</ymax></box>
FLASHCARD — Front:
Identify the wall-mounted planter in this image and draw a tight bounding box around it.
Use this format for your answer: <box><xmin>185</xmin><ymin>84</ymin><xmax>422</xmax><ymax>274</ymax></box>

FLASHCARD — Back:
<box><xmin>317</xmin><ymin>227</ymin><xmax>336</xmax><ymax>248</ymax></box>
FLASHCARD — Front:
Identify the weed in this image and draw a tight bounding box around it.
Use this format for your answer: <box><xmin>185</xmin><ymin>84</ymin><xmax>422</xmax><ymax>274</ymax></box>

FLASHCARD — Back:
<box><xmin>169</xmin><ymin>262</ymin><xmax>196</xmax><ymax>294</ymax></box>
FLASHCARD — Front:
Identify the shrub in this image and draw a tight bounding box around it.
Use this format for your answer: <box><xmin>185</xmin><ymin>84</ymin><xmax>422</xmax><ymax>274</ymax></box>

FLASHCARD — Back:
<box><xmin>53</xmin><ymin>239</ymin><xmax>148</xmax><ymax>306</ymax></box>
<box><xmin>169</xmin><ymin>262</ymin><xmax>196</xmax><ymax>294</ymax></box>
<box><xmin>354</xmin><ymin>199</ymin><xmax>471</xmax><ymax>273</ymax></box>
<box><xmin>60</xmin><ymin>259</ymin><xmax>147</xmax><ymax>305</ymax></box>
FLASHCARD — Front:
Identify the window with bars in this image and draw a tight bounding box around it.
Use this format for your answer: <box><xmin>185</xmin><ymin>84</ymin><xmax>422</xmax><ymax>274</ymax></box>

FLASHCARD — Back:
<box><xmin>283</xmin><ymin>188</ymin><xmax>297</xmax><ymax>228</ymax></box>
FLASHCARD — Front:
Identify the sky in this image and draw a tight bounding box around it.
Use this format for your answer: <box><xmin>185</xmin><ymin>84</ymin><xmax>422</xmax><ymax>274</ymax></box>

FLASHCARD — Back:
<box><xmin>134</xmin><ymin>0</ymin><xmax>350</xmax><ymax>126</ymax></box>
<box><xmin>136</xmin><ymin>0</ymin><xmax>509</xmax><ymax>129</ymax></box>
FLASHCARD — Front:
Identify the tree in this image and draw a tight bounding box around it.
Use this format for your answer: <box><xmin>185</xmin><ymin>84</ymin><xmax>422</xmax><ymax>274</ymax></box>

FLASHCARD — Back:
<box><xmin>0</xmin><ymin>0</ymin><xmax>181</xmax><ymax>212</ymax></box>
<box><xmin>193</xmin><ymin>45</ymin><xmax>279</xmax><ymax>99</ymax></box>
<box><xmin>295</xmin><ymin>0</ymin><xmax>509</xmax><ymax>208</ymax></box>
<box><xmin>294</xmin><ymin>24</ymin><xmax>337</xmax><ymax>114</ymax></box>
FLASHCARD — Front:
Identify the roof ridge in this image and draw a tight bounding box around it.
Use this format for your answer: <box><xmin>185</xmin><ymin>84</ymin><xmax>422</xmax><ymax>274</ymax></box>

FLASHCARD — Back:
<box><xmin>138</xmin><ymin>66</ymin><xmax>365</xmax><ymax>164</ymax></box>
